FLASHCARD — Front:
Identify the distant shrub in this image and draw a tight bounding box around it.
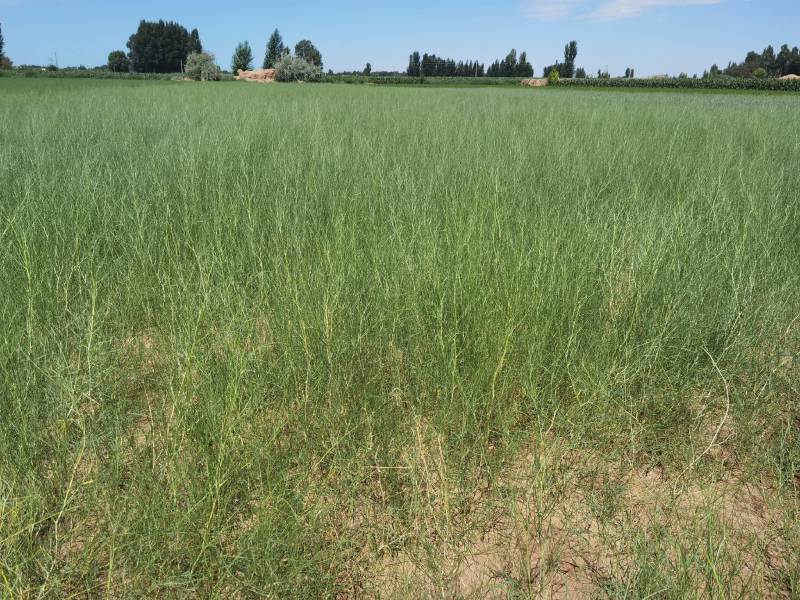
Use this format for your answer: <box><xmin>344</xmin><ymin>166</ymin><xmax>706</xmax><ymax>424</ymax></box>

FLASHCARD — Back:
<box><xmin>274</xmin><ymin>54</ymin><xmax>322</xmax><ymax>82</ymax></box>
<box><xmin>547</xmin><ymin>69</ymin><xmax>560</xmax><ymax>84</ymax></box>
<box><xmin>107</xmin><ymin>51</ymin><xmax>130</xmax><ymax>73</ymax></box>
<box><xmin>543</xmin><ymin>63</ymin><xmax>561</xmax><ymax>78</ymax></box>
<box><xmin>185</xmin><ymin>52</ymin><xmax>221</xmax><ymax>81</ymax></box>
<box><xmin>753</xmin><ymin>67</ymin><xmax>767</xmax><ymax>79</ymax></box>
<box><xmin>0</xmin><ymin>56</ymin><xmax>12</xmax><ymax>70</ymax></box>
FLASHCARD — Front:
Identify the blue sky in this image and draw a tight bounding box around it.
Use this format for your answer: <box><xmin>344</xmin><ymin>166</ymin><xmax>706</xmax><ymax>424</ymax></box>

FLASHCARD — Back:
<box><xmin>1</xmin><ymin>0</ymin><xmax>797</xmax><ymax>76</ymax></box>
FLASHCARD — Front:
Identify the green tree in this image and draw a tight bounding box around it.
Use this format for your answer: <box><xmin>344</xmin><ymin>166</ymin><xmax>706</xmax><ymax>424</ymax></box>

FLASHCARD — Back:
<box><xmin>107</xmin><ymin>50</ymin><xmax>130</xmax><ymax>73</ymax></box>
<box><xmin>788</xmin><ymin>46</ymin><xmax>800</xmax><ymax>76</ymax></box>
<box><xmin>294</xmin><ymin>40</ymin><xmax>322</xmax><ymax>68</ymax></box>
<box><xmin>501</xmin><ymin>49</ymin><xmax>517</xmax><ymax>77</ymax></box>
<box><xmin>363</xmin><ymin>62</ymin><xmax>372</xmax><ymax>76</ymax></box>
<box><xmin>189</xmin><ymin>29</ymin><xmax>202</xmax><ymax>54</ymax></box>
<box><xmin>575</xmin><ymin>67</ymin><xmax>587</xmax><ymax>78</ymax></box>
<box><xmin>127</xmin><ymin>20</ymin><xmax>195</xmax><ymax>73</ymax></box>
<box><xmin>543</xmin><ymin>62</ymin><xmax>562</xmax><ymax>77</ymax></box>
<box><xmin>407</xmin><ymin>52</ymin><xmax>421</xmax><ymax>77</ymax></box>
<box><xmin>0</xmin><ymin>21</ymin><xmax>9</xmax><ymax>70</ymax></box>
<box><xmin>752</xmin><ymin>67</ymin><xmax>767</xmax><ymax>79</ymax></box>
<box><xmin>421</xmin><ymin>53</ymin><xmax>434</xmax><ymax>77</ymax></box>
<box><xmin>777</xmin><ymin>44</ymin><xmax>792</xmax><ymax>75</ymax></box>
<box><xmin>516</xmin><ymin>51</ymin><xmax>534</xmax><ymax>77</ymax></box>
<box><xmin>761</xmin><ymin>45</ymin><xmax>776</xmax><ymax>75</ymax></box>
<box><xmin>724</xmin><ymin>50</ymin><xmax>765</xmax><ymax>77</ymax></box>
<box><xmin>231</xmin><ymin>41</ymin><xmax>253</xmax><ymax>74</ymax></box>
<box><xmin>562</xmin><ymin>41</ymin><xmax>578</xmax><ymax>78</ymax></box>
<box><xmin>263</xmin><ymin>29</ymin><xmax>284</xmax><ymax>69</ymax></box>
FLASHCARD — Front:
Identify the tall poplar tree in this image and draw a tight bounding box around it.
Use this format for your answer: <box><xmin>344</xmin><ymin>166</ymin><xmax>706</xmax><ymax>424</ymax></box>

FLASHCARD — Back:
<box><xmin>408</xmin><ymin>52</ymin><xmax>422</xmax><ymax>76</ymax></box>
<box><xmin>502</xmin><ymin>49</ymin><xmax>517</xmax><ymax>77</ymax></box>
<box><xmin>263</xmin><ymin>29</ymin><xmax>285</xmax><ymax>69</ymax></box>
<box><xmin>189</xmin><ymin>29</ymin><xmax>202</xmax><ymax>54</ymax></box>
<box><xmin>231</xmin><ymin>41</ymin><xmax>254</xmax><ymax>74</ymax></box>
<box><xmin>516</xmin><ymin>51</ymin><xmax>534</xmax><ymax>77</ymax></box>
<box><xmin>562</xmin><ymin>41</ymin><xmax>578</xmax><ymax>78</ymax></box>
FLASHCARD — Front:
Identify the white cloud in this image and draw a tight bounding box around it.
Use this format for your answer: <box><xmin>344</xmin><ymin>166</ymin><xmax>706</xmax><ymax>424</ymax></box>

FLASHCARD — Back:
<box><xmin>522</xmin><ymin>0</ymin><xmax>588</xmax><ymax>19</ymax></box>
<box><xmin>590</xmin><ymin>0</ymin><xmax>722</xmax><ymax>20</ymax></box>
<box><xmin>522</xmin><ymin>0</ymin><xmax>722</xmax><ymax>20</ymax></box>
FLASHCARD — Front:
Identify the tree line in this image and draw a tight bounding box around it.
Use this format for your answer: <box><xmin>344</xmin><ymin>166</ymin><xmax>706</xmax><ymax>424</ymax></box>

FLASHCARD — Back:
<box><xmin>405</xmin><ymin>42</ymin><xmax>581</xmax><ymax>79</ymax></box>
<box><xmin>262</xmin><ymin>30</ymin><xmax>322</xmax><ymax>70</ymax></box>
<box><xmin>230</xmin><ymin>29</ymin><xmax>323</xmax><ymax>82</ymax></box>
<box><xmin>709</xmin><ymin>44</ymin><xmax>800</xmax><ymax>78</ymax></box>
<box><xmin>101</xmin><ymin>22</ymin><xmax>323</xmax><ymax>76</ymax></box>
<box><xmin>486</xmin><ymin>50</ymin><xmax>533</xmax><ymax>77</ymax></box>
<box><xmin>5</xmin><ymin>16</ymin><xmax>797</xmax><ymax>83</ymax></box>
<box><xmin>406</xmin><ymin>52</ymin><xmax>485</xmax><ymax>77</ymax></box>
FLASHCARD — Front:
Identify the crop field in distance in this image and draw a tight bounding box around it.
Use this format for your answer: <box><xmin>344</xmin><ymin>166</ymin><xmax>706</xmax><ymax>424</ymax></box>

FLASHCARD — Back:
<box><xmin>1</xmin><ymin>78</ymin><xmax>799</xmax><ymax>598</ymax></box>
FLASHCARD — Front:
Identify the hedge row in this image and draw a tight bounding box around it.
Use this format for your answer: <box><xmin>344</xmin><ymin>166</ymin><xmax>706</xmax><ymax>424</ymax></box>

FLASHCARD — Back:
<box><xmin>554</xmin><ymin>77</ymin><xmax>800</xmax><ymax>92</ymax></box>
<box><xmin>321</xmin><ymin>74</ymin><xmax>523</xmax><ymax>86</ymax></box>
<box><xmin>321</xmin><ymin>74</ymin><xmax>419</xmax><ymax>85</ymax></box>
<box><xmin>5</xmin><ymin>69</ymin><xmax>795</xmax><ymax>92</ymax></box>
<box><xmin>0</xmin><ymin>69</ymin><xmax>236</xmax><ymax>81</ymax></box>
<box><xmin>319</xmin><ymin>74</ymin><xmax>799</xmax><ymax>91</ymax></box>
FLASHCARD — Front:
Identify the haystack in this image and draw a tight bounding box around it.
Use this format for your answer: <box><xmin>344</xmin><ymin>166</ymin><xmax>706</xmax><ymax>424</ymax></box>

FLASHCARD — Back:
<box><xmin>779</xmin><ymin>74</ymin><xmax>800</xmax><ymax>80</ymax></box>
<box><xmin>235</xmin><ymin>69</ymin><xmax>277</xmax><ymax>83</ymax></box>
<box><xmin>521</xmin><ymin>79</ymin><xmax>548</xmax><ymax>87</ymax></box>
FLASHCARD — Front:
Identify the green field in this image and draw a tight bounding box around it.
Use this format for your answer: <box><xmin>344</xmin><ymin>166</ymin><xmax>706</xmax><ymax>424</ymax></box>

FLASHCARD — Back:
<box><xmin>1</xmin><ymin>79</ymin><xmax>799</xmax><ymax>598</ymax></box>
